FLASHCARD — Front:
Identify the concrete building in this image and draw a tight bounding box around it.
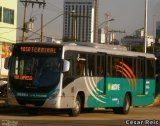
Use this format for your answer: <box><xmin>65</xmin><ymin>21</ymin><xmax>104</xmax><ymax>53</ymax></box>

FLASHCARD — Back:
<box><xmin>156</xmin><ymin>21</ymin><xmax>160</xmax><ymax>40</ymax></box>
<box><xmin>63</xmin><ymin>0</ymin><xmax>98</xmax><ymax>43</ymax></box>
<box><xmin>136</xmin><ymin>28</ymin><xmax>144</xmax><ymax>38</ymax></box>
<box><xmin>98</xmin><ymin>28</ymin><xmax>105</xmax><ymax>44</ymax></box>
<box><xmin>121</xmin><ymin>28</ymin><xmax>154</xmax><ymax>47</ymax></box>
<box><xmin>0</xmin><ymin>0</ymin><xmax>18</xmax><ymax>78</ymax></box>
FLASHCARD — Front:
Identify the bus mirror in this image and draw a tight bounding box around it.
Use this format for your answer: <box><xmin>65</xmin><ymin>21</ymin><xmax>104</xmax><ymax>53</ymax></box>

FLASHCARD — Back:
<box><xmin>4</xmin><ymin>57</ymin><xmax>10</xmax><ymax>69</ymax></box>
<box><xmin>63</xmin><ymin>60</ymin><xmax>70</xmax><ymax>72</ymax></box>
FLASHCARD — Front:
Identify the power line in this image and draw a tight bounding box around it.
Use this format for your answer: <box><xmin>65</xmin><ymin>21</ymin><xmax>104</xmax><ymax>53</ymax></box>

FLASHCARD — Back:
<box><xmin>0</xmin><ymin>26</ymin><xmax>50</xmax><ymax>40</ymax></box>
<box><xmin>0</xmin><ymin>30</ymin><xmax>15</xmax><ymax>34</ymax></box>
<box><xmin>45</xmin><ymin>1</ymin><xmax>63</xmax><ymax>13</ymax></box>
<box><xmin>20</xmin><ymin>0</ymin><xmax>46</xmax><ymax>42</ymax></box>
<box><xmin>0</xmin><ymin>27</ymin><xmax>20</xmax><ymax>30</ymax></box>
<box><xmin>27</xmin><ymin>11</ymin><xmax>91</xmax><ymax>40</ymax></box>
<box><xmin>26</xmin><ymin>12</ymin><xmax>64</xmax><ymax>40</ymax></box>
<box><xmin>20</xmin><ymin>0</ymin><xmax>46</xmax><ymax>8</ymax></box>
<box><xmin>0</xmin><ymin>37</ymin><xmax>16</xmax><ymax>43</ymax></box>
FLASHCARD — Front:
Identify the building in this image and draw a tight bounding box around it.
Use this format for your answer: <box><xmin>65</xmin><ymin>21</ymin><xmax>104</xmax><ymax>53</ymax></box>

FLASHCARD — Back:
<box><xmin>0</xmin><ymin>0</ymin><xmax>18</xmax><ymax>79</ymax></box>
<box><xmin>156</xmin><ymin>21</ymin><xmax>160</xmax><ymax>40</ymax></box>
<box><xmin>63</xmin><ymin>0</ymin><xmax>98</xmax><ymax>43</ymax></box>
<box><xmin>121</xmin><ymin>36</ymin><xmax>143</xmax><ymax>46</ymax></box>
<box><xmin>98</xmin><ymin>28</ymin><xmax>105</xmax><ymax>44</ymax></box>
<box><xmin>135</xmin><ymin>28</ymin><xmax>144</xmax><ymax>38</ymax></box>
<box><xmin>121</xmin><ymin>28</ymin><xmax>154</xmax><ymax>47</ymax></box>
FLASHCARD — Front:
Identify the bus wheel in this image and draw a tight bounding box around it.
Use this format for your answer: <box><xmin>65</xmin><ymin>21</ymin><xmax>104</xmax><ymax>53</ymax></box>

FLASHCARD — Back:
<box><xmin>83</xmin><ymin>108</ymin><xmax>94</xmax><ymax>113</ymax></box>
<box><xmin>69</xmin><ymin>95</ymin><xmax>81</xmax><ymax>117</ymax></box>
<box><xmin>113</xmin><ymin>94</ymin><xmax>130</xmax><ymax>114</ymax></box>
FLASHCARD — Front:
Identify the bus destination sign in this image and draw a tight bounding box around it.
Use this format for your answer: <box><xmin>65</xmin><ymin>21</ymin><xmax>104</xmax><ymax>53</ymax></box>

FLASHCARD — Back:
<box><xmin>20</xmin><ymin>46</ymin><xmax>56</xmax><ymax>54</ymax></box>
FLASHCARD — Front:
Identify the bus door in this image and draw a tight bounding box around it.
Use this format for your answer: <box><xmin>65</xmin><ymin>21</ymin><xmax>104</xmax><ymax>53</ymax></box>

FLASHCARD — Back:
<box><xmin>97</xmin><ymin>53</ymin><xmax>107</xmax><ymax>95</ymax></box>
<box><xmin>137</xmin><ymin>57</ymin><xmax>146</xmax><ymax>95</ymax></box>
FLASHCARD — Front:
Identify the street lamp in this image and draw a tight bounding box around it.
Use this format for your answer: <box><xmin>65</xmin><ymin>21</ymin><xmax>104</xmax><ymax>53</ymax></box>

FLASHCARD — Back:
<box><xmin>97</xmin><ymin>18</ymin><xmax>115</xmax><ymax>44</ymax></box>
<box><xmin>99</xmin><ymin>18</ymin><xmax>115</xmax><ymax>44</ymax></box>
<box><xmin>98</xmin><ymin>18</ymin><xmax>115</xmax><ymax>28</ymax></box>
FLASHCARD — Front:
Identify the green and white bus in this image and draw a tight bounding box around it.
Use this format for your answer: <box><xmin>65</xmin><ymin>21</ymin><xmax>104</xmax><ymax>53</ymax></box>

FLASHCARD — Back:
<box><xmin>5</xmin><ymin>42</ymin><xmax>156</xmax><ymax>116</ymax></box>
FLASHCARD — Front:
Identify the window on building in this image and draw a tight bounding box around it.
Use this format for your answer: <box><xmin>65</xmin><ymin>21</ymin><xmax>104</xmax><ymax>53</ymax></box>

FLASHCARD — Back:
<box><xmin>0</xmin><ymin>7</ymin><xmax>2</xmax><ymax>22</ymax></box>
<box><xmin>3</xmin><ymin>8</ymin><xmax>14</xmax><ymax>24</ymax></box>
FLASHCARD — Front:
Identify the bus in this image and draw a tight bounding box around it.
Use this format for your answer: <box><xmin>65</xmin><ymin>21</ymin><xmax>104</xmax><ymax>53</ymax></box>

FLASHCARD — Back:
<box><xmin>5</xmin><ymin>42</ymin><xmax>156</xmax><ymax>116</ymax></box>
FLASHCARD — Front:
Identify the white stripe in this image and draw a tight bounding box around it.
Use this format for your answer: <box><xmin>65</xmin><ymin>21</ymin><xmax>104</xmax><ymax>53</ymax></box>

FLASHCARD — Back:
<box><xmin>84</xmin><ymin>69</ymin><xmax>106</xmax><ymax>103</ymax></box>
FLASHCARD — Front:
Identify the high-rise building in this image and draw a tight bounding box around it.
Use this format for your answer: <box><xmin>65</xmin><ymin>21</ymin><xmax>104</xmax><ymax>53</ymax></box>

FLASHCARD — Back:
<box><xmin>98</xmin><ymin>28</ymin><xmax>105</xmax><ymax>44</ymax></box>
<box><xmin>63</xmin><ymin>0</ymin><xmax>98</xmax><ymax>43</ymax></box>
<box><xmin>156</xmin><ymin>21</ymin><xmax>160</xmax><ymax>39</ymax></box>
<box><xmin>0</xmin><ymin>0</ymin><xmax>18</xmax><ymax>78</ymax></box>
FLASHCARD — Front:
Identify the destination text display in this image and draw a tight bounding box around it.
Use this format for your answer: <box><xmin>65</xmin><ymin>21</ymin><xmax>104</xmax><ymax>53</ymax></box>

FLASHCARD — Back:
<box><xmin>20</xmin><ymin>47</ymin><xmax>56</xmax><ymax>54</ymax></box>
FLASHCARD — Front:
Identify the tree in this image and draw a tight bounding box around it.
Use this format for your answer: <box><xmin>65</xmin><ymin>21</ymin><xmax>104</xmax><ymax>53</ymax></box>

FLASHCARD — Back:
<box><xmin>63</xmin><ymin>37</ymin><xmax>75</xmax><ymax>42</ymax></box>
<box><xmin>131</xmin><ymin>44</ymin><xmax>143</xmax><ymax>52</ymax></box>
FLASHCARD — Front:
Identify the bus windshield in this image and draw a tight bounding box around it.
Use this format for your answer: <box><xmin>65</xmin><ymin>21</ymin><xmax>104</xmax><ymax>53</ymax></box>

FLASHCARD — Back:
<box><xmin>9</xmin><ymin>45</ymin><xmax>62</xmax><ymax>93</ymax></box>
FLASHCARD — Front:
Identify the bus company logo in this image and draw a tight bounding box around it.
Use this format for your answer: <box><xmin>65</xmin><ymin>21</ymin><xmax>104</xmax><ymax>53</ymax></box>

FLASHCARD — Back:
<box><xmin>115</xmin><ymin>61</ymin><xmax>137</xmax><ymax>90</ymax></box>
<box><xmin>108</xmin><ymin>83</ymin><xmax>120</xmax><ymax>91</ymax></box>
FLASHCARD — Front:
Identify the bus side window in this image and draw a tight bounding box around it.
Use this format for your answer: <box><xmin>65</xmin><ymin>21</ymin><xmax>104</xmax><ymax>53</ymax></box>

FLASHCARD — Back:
<box><xmin>146</xmin><ymin>59</ymin><xmax>155</xmax><ymax>79</ymax></box>
<box><xmin>112</xmin><ymin>56</ymin><xmax>122</xmax><ymax>77</ymax></box>
<box><xmin>88</xmin><ymin>54</ymin><xmax>96</xmax><ymax>76</ymax></box>
<box><xmin>76</xmin><ymin>53</ymin><xmax>87</xmax><ymax>76</ymax></box>
<box><xmin>123</xmin><ymin>57</ymin><xmax>134</xmax><ymax>78</ymax></box>
<box><xmin>107</xmin><ymin>55</ymin><xmax>112</xmax><ymax>76</ymax></box>
<box><xmin>63</xmin><ymin>51</ymin><xmax>77</xmax><ymax>88</ymax></box>
<box><xmin>76</xmin><ymin>60</ymin><xmax>86</xmax><ymax>76</ymax></box>
<box><xmin>137</xmin><ymin>58</ymin><xmax>144</xmax><ymax>78</ymax></box>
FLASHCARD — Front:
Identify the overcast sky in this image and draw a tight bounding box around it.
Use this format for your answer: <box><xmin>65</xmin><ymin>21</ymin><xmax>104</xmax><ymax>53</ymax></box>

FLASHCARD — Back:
<box><xmin>18</xmin><ymin>0</ymin><xmax>160</xmax><ymax>40</ymax></box>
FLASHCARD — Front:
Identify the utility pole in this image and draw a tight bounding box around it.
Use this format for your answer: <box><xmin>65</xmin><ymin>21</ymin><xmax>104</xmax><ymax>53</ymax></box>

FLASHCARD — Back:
<box><xmin>21</xmin><ymin>0</ymin><xmax>28</xmax><ymax>42</ymax></box>
<box><xmin>105</xmin><ymin>12</ymin><xmax>111</xmax><ymax>44</ymax></box>
<box><xmin>41</xmin><ymin>14</ymin><xmax>43</xmax><ymax>42</ymax></box>
<box><xmin>93</xmin><ymin>0</ymin><xmax>98</xmax><ymax>43</ymax></box>
<box><xmin>144</xmin><ymin>0</ymin><xmax>148</xmax><ymax>53</ymax></box>
<box><xmin>20</xmin><ymin>0</ymin><xmax>46</xmax><ymax>42</ymax></box>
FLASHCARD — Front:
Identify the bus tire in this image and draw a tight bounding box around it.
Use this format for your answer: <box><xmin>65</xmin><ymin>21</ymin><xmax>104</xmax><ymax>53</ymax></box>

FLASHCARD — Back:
<box><xmin>113</xmin><ymin>94</ymin><xmax>130</xmax><ymax>114</ymax></box>
<box><xmin>69</xmin><ymin>94</ymin><xmax>81</xmax><ymax>117</ymax></box>
<box><xmin>83</xmin><ymin>108</ymin><xmax>94</xmax><ymax>113</ymax></box>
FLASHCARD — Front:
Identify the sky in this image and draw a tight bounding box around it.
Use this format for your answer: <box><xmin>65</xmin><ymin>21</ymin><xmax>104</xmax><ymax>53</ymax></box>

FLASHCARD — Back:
<box><xmin>18</xmin><ymin>0</ymin><xmax>160</xmax><ymax>41</ymax></box>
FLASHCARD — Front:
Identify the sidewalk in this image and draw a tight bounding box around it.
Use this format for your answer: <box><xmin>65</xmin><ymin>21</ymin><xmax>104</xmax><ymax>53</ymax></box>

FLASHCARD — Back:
<box><xmin>149</xmin><ymin>95</ymin><xmax>160</xmax><ymax>107</ymax></box>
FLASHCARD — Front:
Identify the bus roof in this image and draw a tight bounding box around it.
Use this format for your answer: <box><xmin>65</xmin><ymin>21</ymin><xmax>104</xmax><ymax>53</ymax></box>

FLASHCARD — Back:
<box><xmin>63</xmin><ymin>42</ymin><xmax>155</xmax><ymax>59</ymax></box>
<box><xmin>14</xmin><ymin>42</ymin><xmax>155</xmax><ymax>59</ymax></box>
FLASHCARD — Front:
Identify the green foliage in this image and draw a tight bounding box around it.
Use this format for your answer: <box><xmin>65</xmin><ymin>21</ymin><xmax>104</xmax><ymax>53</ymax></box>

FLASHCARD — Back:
<box><xmin>63</xmin><ymin>37</ymin><xmax>75</xmax><ymax>42</ymax></box>
<box><xmin>131</xmin><ymin>43</ymin><xmax>160</xmax><ymax>54</ymax></box>
<box><xmin>131</xmin><ymin>45</ymin><xmax>143</xmax><ymax>52</ymax></box>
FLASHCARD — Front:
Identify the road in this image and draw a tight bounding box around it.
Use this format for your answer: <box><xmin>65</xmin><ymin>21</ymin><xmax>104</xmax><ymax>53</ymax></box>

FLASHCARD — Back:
<box><xmin>0</xmin><ymin>106</ymin><xmax>159</xmax><ymax>126</ymax></box>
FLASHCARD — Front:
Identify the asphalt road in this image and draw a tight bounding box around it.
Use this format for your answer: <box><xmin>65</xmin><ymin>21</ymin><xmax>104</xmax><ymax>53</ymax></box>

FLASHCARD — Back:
<box><xmin>0</xmin><ymin>106</ymin><xmax>160</xmax><ymax>126</ymax></box>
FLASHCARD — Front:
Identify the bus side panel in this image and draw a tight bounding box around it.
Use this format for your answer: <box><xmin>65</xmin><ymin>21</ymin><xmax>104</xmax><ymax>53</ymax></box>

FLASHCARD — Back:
<box><xmin>60</xmin><ymin>76</ymin><xmax>155</xmax><ymax>109</ymax></box>
<box><xmin>132</xmin><ymin>79</ymin><xmax>155</xmax><ymax>106</ymax></box>
<box><xmin>86</xmin><ymin>77</ymin><xmax>131</xmax><ymax>108</ymax></box>
<box><xmin>60</xmin><ymin>77</ymin><xmax>90</xmax><ymax>109</ymax></box>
